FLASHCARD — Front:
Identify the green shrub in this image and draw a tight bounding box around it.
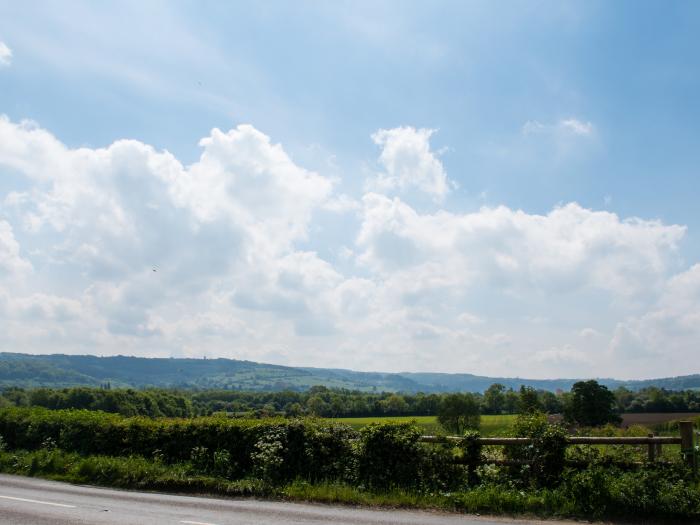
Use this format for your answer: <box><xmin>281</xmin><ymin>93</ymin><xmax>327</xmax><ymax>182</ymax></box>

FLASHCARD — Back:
<box><xmin>0</xmin><ymin>408</ymin><xmax>360</xmax><ymax>484</ymax></box>
<box><xmin>459</xmin><ymin>429</ymin><xmax>482</xmax><ymax>485</ymax></box>
<box><xmin>505</xmin><ymin>413</ymin><xmax>567</xmax><ymax>487</ymax></box>
<box><xmin>356</xmin><ymin>422</ymin><xmax>423</xmax><ymax>490</ymax></box>
<box><xmin>562</xmin><ymin>466</ymin><xmax>613</xmax><ymax>519</ymax></box>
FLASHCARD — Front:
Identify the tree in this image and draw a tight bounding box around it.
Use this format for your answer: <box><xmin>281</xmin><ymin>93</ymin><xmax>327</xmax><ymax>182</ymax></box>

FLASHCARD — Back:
<box><xmin>483</xmin><ymin>383</ymin><xmax>506</xmax><ymax>414</ymax></box>
<box><xmin>437</xmin><ymin>393</ymin><xmax>481</xmax><ymax>434</ymax></box>
<box><xmin>381</xmin><ymin>394</ymin><xmax>408</xmax><ymax>415</ymax></box>
<box><xmin>504</xmin><ymin>388</ymin><xmax>520</xmax><ymax>413</ymax></box>
<box><xmin>518</xmin><ymin>386</ymin><xmax>542</xmax><ymax>414</ymax></box>
<box><xmin>564</xmin><ymin>380</ymin><xmax>621</xmax><ymax>427</ymax></box>
<box><xmin>539</xmin><ymin>391</ymin><xmax>563</xmax><ymax>414</ymax></box>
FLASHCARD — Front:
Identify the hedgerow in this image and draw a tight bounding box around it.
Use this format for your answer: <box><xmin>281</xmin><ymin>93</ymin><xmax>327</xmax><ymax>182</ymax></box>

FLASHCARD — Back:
<box><xmin>1</xmin><ymin>407</ymin><xmax>699</xmax><ymax>521</ymax></box>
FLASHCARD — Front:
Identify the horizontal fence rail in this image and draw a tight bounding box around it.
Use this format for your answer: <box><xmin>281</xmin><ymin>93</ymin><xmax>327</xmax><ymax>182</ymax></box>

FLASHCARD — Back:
<box><xmin>420</xmin><ymin>436</ymin><xmax>682</xmax><ymax>445</ymax></box>
<box><xmin>419</xmin><ymin>420</ymin><xmax>697</xmax><ymax>472</ymax></box>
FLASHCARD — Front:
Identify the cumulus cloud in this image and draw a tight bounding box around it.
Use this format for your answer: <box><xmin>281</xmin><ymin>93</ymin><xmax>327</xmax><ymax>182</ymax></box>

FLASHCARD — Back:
<box><xmin>0</xmin><ymin>115</ymin><xmax>335</xmax><ymax>348</ymax></box>
<box><xmin>368</xmin><ymin>126</ymin><xmax>452</xmax><ymax>200</ymax></box>
<box><xmin>0</xmin><ymin>41</ymin><xmax>11</xmax><ymax>67</ymax></box>
<box><xmin>356</xmin><ymin>193</ymin><xmax>684</xmax><ymax>297</ymax></box>
<box><xmin>0</xmin><ymin>115</ymin><xmax>697</xmax><ymax>377</ymax></box>
<box><xmin>0</xmin><ymin>220</ymin><xmax>32</xmax><ymax>277</ymax></box>
<box><xmin>608</xmin><ymin>264</ymin><xmax>700</xmax><ymax>375</ymax></box>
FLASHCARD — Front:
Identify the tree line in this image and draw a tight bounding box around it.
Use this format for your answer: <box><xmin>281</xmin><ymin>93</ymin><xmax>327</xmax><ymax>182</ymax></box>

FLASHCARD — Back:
<box><xmin>1</xmin><ymin>382</ymin><xmax>698</xmax><ymax>420</ymax></box>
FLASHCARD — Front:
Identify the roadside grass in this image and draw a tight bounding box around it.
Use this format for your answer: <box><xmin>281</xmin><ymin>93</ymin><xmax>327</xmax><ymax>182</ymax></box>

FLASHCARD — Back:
<box><xmin>0</xmin><ymin>447</ymin><xmax>266</xmax><ymax>496</ymax></box>
<box><xmin>0</xmin><ymin>448</ymin><xmax>563</xmax><ymax>517</ymax></box>
<box><xmin>0</xmin><ymin>448</ymin><xmax>698</xmax><ymax>522</ymax></box>
<box><xmin>330</xmin><ymin>414</ymin><xmax>516</xmax><ymax>436</ymax></box>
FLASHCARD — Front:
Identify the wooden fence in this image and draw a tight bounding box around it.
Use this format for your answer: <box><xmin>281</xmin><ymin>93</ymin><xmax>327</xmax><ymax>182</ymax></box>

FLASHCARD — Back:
<box><xmin>420</xmin><ymin>420</ymin><xmax>698</xmax><ymax>472</ymax></box>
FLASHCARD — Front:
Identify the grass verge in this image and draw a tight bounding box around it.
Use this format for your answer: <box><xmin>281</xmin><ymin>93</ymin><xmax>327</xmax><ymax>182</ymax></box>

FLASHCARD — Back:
<box><xmin>0</xmin><ymin>447</ymin><xmax>698</xmax><ymax>523</ymax></box>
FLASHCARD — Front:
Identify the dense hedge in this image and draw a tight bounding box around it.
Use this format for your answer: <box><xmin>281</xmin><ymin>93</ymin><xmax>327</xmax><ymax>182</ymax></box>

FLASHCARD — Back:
<box><xmin>0</xmin><ymin>407</ymin><xmax>359</xmax><ymax>480</ymax></box>
<box><xmin>1</xmin><ymin>407</ymin><xmax>699</xmax><ymax>520</ymax></box>
<box><xmin>0</xmin><ymin>408</ymin><xmax>466</xmax><ymax>490</ymax></box>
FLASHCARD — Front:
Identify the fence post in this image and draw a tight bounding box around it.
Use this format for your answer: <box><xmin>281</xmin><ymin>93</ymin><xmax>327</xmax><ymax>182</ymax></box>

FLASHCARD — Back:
<box><xmin>679</xmin><ymin>421</ymin><xmax>696</xmax><ymax>475</ymax></box>
<box><xmin>647</xmin><ymin>433</ymin><xmax>655</xmax><ymax>462</ymax></box>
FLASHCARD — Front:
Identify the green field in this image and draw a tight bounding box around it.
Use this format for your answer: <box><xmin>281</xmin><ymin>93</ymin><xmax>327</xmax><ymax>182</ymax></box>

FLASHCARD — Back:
<box><xmin>330</xmin><ymin>414</ymin><xmax>517</xmax><ymax>436</ymax></box>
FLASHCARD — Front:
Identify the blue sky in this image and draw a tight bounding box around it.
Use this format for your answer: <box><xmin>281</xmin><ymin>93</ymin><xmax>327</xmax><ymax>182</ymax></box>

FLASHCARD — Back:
<box><xmin>0</xmin><ymin>1</ymin><xmax>699</xmax><ymax>378</ymax></box>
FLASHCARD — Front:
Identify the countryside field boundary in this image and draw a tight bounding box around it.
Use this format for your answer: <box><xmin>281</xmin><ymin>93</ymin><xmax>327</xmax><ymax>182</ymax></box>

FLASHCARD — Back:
<box><xmin>421</xmin><ymin>421</ymin><xmax>697</xmax><ymax>469</ymax></box>
<box><xmin>1</xmin><ymin>407</ymin><xmax>699</xmax><ymax>521</ymax></box>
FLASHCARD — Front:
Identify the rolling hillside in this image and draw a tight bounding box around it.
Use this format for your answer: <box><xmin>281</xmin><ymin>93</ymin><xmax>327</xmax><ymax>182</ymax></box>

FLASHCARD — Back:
<box><xmin>1</xmin><ymin>352</ymin><xmax>698</xmax><ymax>393</ymax></box>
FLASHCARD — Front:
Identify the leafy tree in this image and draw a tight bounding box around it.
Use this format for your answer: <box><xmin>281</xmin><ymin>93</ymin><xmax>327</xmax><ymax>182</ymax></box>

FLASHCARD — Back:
<box><xmin>437</xmin><ymin>393</ymin><xmax>480</xmax><ymax>434</ymax></box>
<box><xmin>564</xmin><ymin>380</ymin><xmax>621</xmax><ymax>427</ymax></box>
<box><xmin>539</xmin><ymin>390</ymin><xmax>563</xmax><ymax>413</ymax></box>
<box><xmin>504</xmin><ymin>388</ymin><xmax>520</xmax><ymax>413</ymax></box>
<box><xmin>483</xmin><ymin>383</ymin><xmax>506</xmax><ymax>414</ymax></box>
<box><xmin>306</xmin><ymin>394</ymin><xmax>329</xmax><ymax>416</ymax></box>
<box><xmin>381</xmin><ymin>394</ymin><xmax>409</xmax><ymax>415</ymax></box>
<box><xmin>518</xmin><ymin>386</ymin><xmax>542</xmax><ymax>414</ymax></box>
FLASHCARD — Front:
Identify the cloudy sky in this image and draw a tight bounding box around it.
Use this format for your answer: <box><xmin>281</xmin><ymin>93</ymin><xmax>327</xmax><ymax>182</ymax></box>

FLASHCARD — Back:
<box><xmin>1</xmin><ymin>1</ymin><xmax>699</xmax><ymax>379</ymax></box>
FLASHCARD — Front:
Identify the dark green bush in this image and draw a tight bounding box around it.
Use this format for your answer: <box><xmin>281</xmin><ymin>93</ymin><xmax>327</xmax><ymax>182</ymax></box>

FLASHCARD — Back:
<box><xmin>354</xmin><ymin>422</ymin><xmax>463</xmax><ymax>491</ymax></box>
<box><xmin>0</xmin><ymin>407</ymin><xmax>357</xmax><ymax>483</ymax></box>
<box><xmin>356</xmin><ymin>422</ymin><xmax>423</xmax><ymax>490</ymax></box>
<box><xmin>459</xmin><ymin>429</ymin><xmax>482</xmax><ymax>485</ymax></box>
<box><xmin>609</xmin><ymin>465</ymin><xmax>700</xmax><ymax>518</ymax></box>
<box><xmin>505</xmin><ymin>413</ymin><xmax>567</xmax><ymax>487</ymax></box>
<box><xmin>562</xmin><ymin>466</ymin><xmax>613</xmax><ymax>519</ymax></box>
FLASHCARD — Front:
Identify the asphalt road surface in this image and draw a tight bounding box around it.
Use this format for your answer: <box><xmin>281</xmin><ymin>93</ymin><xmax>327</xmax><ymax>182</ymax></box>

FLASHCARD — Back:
<box><xmin>0</xmin><ymin>473</ymin><xmax>578</xmax><ymax>525</ymax></box>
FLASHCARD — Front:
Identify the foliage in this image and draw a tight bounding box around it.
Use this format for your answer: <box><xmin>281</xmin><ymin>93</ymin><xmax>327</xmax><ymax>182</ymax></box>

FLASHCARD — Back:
<box><xmin>0</xmin><ymin>407</ymin><xmax>358</xmax><ymax>481</ymax></box>
<box><xmin>482</xmin><ymin>383</ymin><xmax>506</xmax><ymax>415</ymax></box>
<box><xmin>3</xmin><ymin>381</ymin><xmax>700</xmax><ymax>421</ymax></box>
<box><xmin>505</xmin><ymin>412</ymin><xmax>567</xmax><ymax>487</ymax></box>
<box><xmin>251</xmin><ymin>420</ymin><xmax>356</xmax><ymax>484</ymax></box>
<box><xmin>0</xmin><ymin>410</ymin><xmax>699</xmax><ymax>521</ymax></box>
<box><xmin>437</xmin><ymin>393</ymin><xmax>480</xmax><ymax>434</ymax></box>
<box><xmin>562</xmin><ymin>464</ymin><xmax>700</xmax><ymax>520</ymax></box>
<box><xmin>459</xmin><ymin>429</ymin><xmax>482</xmax><ymax>485</ymax></box>
<box><xmin>333</xmin><ymin>414</ymin><xmax>515</xmax><ymax>436</ymax></box>
<box><xmin>518</xmin><ymin>386</ymin><xmax>542</xmax><ymax>414</ymax></box>
<box><xmin>564</xmin><ymin>380</ymin><xmax>621</xmax><ymax>427</ymax></box>
<box><xmin>355</xmin><ymin>422</ymin><xmax>423</xmax><ymax>489</ymax></box>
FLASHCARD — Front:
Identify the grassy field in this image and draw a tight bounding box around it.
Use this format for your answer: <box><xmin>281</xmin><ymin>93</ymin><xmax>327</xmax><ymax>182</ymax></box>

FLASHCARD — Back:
<box><xmin>330</xmin><ymin>414</ymin><xmax>517</xmax><ymax>436</ymax></box>
<box><xmin>330</xmin><ymin>413</ymin><xmax>700</xmax><ymax>437</ymax></box>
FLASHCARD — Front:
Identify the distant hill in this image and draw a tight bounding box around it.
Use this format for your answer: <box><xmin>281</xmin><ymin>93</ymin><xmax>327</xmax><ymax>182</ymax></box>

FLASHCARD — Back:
<box><xmin>1</xmin><ymin>352</ymin><xmax>699</xmax><ymax>393</ymax></box>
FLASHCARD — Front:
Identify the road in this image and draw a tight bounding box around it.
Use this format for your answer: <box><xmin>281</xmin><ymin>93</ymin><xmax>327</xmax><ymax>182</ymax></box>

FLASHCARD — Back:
<box><xmin>0</xmin><ymin>474</ymin><xmax>579</xmax><ymax>525</ymax></box>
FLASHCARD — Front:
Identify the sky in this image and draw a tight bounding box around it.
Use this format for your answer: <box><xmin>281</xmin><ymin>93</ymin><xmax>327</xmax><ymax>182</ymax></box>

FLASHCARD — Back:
<box><xmin>1</xmin><ymin>1</ymin><xmax>699</xmax><ymax>379</ymax></box>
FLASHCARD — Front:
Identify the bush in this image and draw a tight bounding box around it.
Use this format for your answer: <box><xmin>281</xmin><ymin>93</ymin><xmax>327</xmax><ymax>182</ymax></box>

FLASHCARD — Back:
<box><xmin>459</xmin><ymin>429</ymin><xmax>482</xmax><ymax>485</ymax></box>
<box><xmin>562</xmin><ymin>466</ymin><xmax>613</xmax><ymax>519</ymax></box>
<box><xmin>0</xmin><ymin>407</ymin><xmax>360</xmax><ymax>484</ymax></box>
<box><xmin>505</xmin><ymin>413</ymin><xmax>567</xmax><ymax>487</ymax></box>
<box><xmin>356</xmin><ymin>423</ymin><xmax>423</xmax><ymax>490</ymax></box>
<box><xmin>437</xmin><ymin>393</ymin><xmax>480</xmax><ymax>434</ymax></box>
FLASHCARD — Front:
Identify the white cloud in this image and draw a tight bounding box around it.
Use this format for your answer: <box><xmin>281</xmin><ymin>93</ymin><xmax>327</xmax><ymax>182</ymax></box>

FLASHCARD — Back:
<box><xmin>0</xmin><ymin>220</ymin><xmax>32</xmax><ymax>277</ymax></box>
<box><xmin>0</xmin><ymin>115</ymin><xmax>698</xmax><ymax>377</ymax></box>
<box><xmin>608</xmin><ymin>264</ymin><xmax>700</xmax><ymax>376</ymax></box>
<box><xmin>368</xmin><ymin>126</ymin><xmax>452</xmax><ymax>200</ymax></box>
<box><xmin>579</xmin><ymin>327</ymin><xmax>603</xmax><ymax>339</ymax></box>
<box><xmin>0</xmin><ymin>41</ymin><xmax>11</xmax><ymax>67</ymax></box>
<box><xmin>522</xmin><ymin>118</ymin><xmax>594</xmax><ymax>137</ymax></box>
<box><xmin>322</xmin><ymin>194</ymin><xmax>361</xmax><ymax>213</ymax></box>
<box><xmin>356</xmin><ymin>193</ymin><xmax>684</xmax><ymax>297</ymax></box>
<box><xmin>560</xmin><ymin>119</ymin><xmax>594</xmax><ymax>135</ymax></box>
<box><xmin>0</xmin><ymin>115</ymin><xmax>335</xmax><ymax>347</ymax></box>
<box><xmin>458</xmin><ymin>312</ymin><xmax>484</xmax><ymax>325</ymax></box>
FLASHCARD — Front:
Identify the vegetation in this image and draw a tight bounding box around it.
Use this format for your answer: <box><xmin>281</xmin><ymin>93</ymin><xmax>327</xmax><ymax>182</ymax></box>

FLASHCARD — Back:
<box><xmin>436</xmin><ymin>392</ymin><xmax>481</xmax><ymax>434</ymax></box>
<box><xmin>333</xmin><ymin>415</ymin><xmax>516</xmax><ymax>436</ymax></box>
<box><xmin>565</xmin><ymin>380</ymin><xmax>621</xmax><ymax>426</ymax></box>
<box><xmin>2</xmin><ymin>380</ymin><xmax>699</xmax><ymax>422</ymax></box>
<box><xmin>0</xmin><ymin>407</ymin><xmax>698</xmax><ymax>521</ymax></box>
